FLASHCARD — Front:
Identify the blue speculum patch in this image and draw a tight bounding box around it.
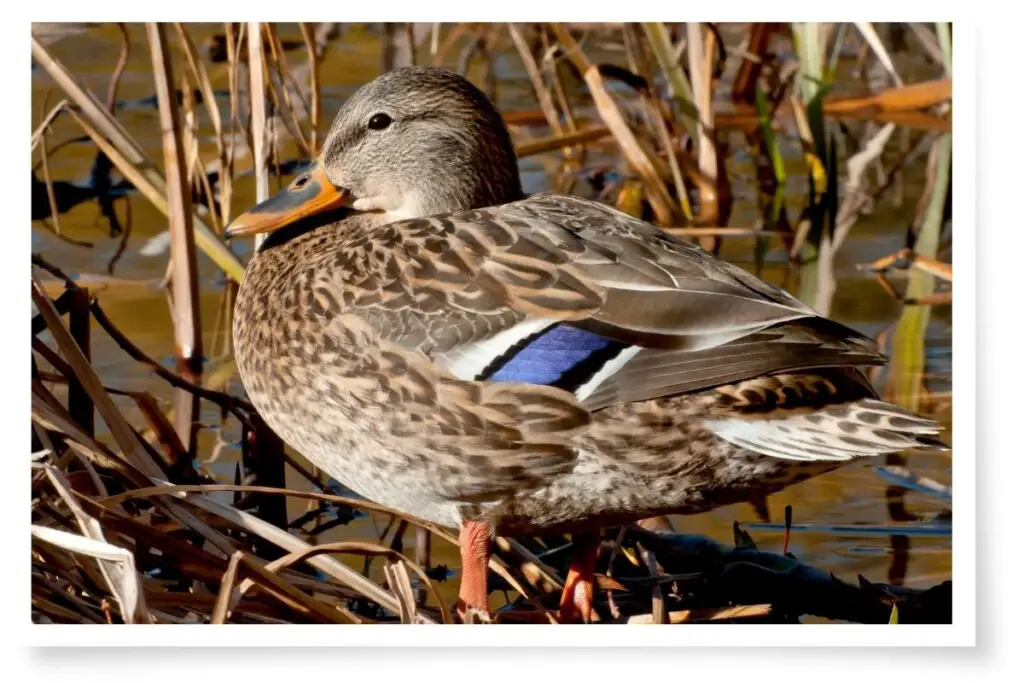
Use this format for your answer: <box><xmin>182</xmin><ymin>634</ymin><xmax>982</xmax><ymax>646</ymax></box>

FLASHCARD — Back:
<box><xmin>485</xmin><ymin>324</ymin><xmax>621</xmax><ymax>388</ymax></box>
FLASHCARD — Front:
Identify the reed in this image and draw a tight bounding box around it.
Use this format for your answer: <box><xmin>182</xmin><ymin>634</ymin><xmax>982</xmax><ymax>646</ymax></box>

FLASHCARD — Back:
<box><xmin>147</xmin><ymin>23</ymin><xmax>204</xmax><ymax>456</ymax></box>
<box><xmin>884</xmin><ymin>134</ymin><xmax>952</xmax><ymax>412</ymax></box>
<box><xmin>248</xmin><ymin>22</ymin><xmax>270</xmax><ymax>250</ymax></box>
<box><xmin>298</xmin><ymin>22</ymin><xmax>322</xmax><ymax>155</ymax></box>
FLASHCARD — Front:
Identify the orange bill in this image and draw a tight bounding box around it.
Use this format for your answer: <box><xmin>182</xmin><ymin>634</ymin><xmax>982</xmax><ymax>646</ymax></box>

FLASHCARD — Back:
<box><xmin>225</xmin><ymin>162</ymin><xmax>352</xmax><ymax>238</ymax></box>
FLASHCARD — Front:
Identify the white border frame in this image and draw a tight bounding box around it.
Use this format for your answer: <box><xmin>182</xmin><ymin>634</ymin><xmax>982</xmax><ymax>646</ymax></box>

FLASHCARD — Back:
<box><xmin>10</xmin><ymin>3</ymin><xmax>979</xmax><ymax>655</ymax></box>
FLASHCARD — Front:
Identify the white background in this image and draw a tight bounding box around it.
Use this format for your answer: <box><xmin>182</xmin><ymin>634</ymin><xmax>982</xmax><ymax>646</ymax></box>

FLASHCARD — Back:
<box><xmin>7</xmin><ymin>3</ymin><xmax>1016</xmax><ymax>680</ymax></box>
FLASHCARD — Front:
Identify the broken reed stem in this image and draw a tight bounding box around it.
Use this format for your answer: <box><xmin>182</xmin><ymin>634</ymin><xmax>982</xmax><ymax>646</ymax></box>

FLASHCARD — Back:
<box><xmin>82</xmin><ymin>296</ymin><xmax>255</xmax><ymax>423</ymax></box>
<box><xmin>514</xmin><ymin>123</ymin><xmax>609</xmax><ymax>158</ymax></box>
<box><xmin>543</xmin><ymin>31</ymin><xmax>579</xmax><ymax>135</ymax></box>
<box><xmin>884</xmin><ymin>134</ymin><xmax>951</xmax><ymax>412</ymax></box>
<box><xmin>211</xmin><ymin>551</ymin><xmax>245</xmax><ymax>624</ymax></box>
<box><xmin>248</xmin><ymin>21</ymin><xmax>270</xmax><ymax>250</ymax></box>
<box><xmin>31</xmin><ymin>98</ymin><xmax>68</xmax><ymax>153</ymax></box>
<box><xmin>649</xmin><ymin>100</ymin><xmax>694</xmax><ymax>221</ymax></box>
<box><xmin>147</xmin><ymin>23</ymin><xmax>204</xmax><ymax>456</ymax></box>
<box><xmin>732</xmin><ymin>23</ymin><xmax>779</xmax><ymax>103</ymax></box>
<box><xmin>237</xmin><ymin>541</ymin><xmax>451</xmax><ymax>624</ymax></box>
<box><xmin>265</xmin><ymin>24</ymin><xmax>313</xmax><ymax>126</ymax></box>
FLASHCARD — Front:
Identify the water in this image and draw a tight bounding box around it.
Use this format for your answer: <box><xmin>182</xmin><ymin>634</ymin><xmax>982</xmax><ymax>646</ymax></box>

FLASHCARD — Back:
<box><xmin>31</xmin><ymin>23</ymin><xmax>951</xmax><ymax>608</ymax></box>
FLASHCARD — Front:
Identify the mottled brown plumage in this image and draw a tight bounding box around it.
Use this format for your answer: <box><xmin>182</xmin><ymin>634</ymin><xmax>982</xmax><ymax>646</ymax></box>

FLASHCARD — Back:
<box><xmin>229</xmin><ymin>66</ymin><xmax>945</xmax><ymax>617</ymax></box>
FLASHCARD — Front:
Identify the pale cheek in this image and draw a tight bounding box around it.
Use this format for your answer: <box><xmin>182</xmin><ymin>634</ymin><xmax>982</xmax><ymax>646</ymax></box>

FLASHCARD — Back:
<box><xmin>388</xmin><ymin>193</ymin><xmax>431</xmax><ymax>219</ymax></box>
<box><xmin>351</xmin><ymin>177</ymin><xmax>397</xmax><ymax>212</ymax></box>
<box><xmin>353</xmin><ymin>189</ymin><xmax>428</xmax><ymax>220</ymax></box>
<box><xmin>352</xmin><ymin>197</ymin><xmax>385</xmax><ymax>212</ymax></box>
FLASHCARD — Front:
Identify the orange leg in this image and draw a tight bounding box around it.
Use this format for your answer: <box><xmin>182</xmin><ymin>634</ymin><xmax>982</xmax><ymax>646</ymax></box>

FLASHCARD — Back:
<box><xmin>457</xmin><ymin>520</ymin><xmax>492</xmax><ymax>621</ymax></box>
<box><xmin>558</xmin><ymin>531</ymin><xmax>601</xmax><ymax>623</ymax></box>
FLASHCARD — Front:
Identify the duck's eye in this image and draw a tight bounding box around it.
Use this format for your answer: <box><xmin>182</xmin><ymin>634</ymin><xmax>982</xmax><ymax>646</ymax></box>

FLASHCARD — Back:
<box><xmin>368</xmin><ymin>113</ymin><xmax>392</xmax><ymax>131</ymax></box>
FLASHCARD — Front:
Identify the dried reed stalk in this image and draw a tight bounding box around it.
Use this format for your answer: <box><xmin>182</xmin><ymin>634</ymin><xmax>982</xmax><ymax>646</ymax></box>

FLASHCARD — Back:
<box><xmin>173</xmin><ymin>23</ymin><xmax>230</xmax><ymax>230</ymax></box>
<box><xmin>147</xmin><ymin>23</ymin><xmax>204</xmax><ymax>455</ymax></box>
<box><xmin>36</xmin><ymin>93</ymin><xmax>63</xmax><ymax>239</ymax></box>
<box><xmin>431</xmin><ymin>23</ymin><xmax>470</xmax><ymax>66</ymax></box>
<box><xmin>31</xmin><ymin>98</ymin><xmax>67</xmax><ymax>153</ymax></box>
<box><xmin>507</xmin><ymin>24</ymin><xmax>565</xmax><ymax>147</ymax></box>
<box><xmin>548</xmin><ymin>24</ymin><xmax>676</xmax><ymax>225</ymax></box>
<box><xmin>854</xmin><ymin>22</ymin><xmax>904</xmax><ymax>87</ymax></box>
<box><xmin>826</xmin><ymin>77</ymin><xmax>951</xmax><ymax>113</ymax></box>
<box><xmin>248</xmin><ymin>22</ymin><xmax>270</xmax><ymax>249</ymax></box>
<box><xmin>298</xmin><ymin>22</ymin><xmax>322</xmax><ymax>155</ymax></box>
<box><xmin>264</xmin><ymin>23</ymin><xmax>314</xmax><ymax>159</ymax></box>
<box><xmin>32</xmin><ymin>274</ymin><xmax>163</xmax><ymax>479</ymax></box>
<box><xmin>687</xmin><ymin>23</ymin><xmax>720</xmax><ymax>234</ymax></box>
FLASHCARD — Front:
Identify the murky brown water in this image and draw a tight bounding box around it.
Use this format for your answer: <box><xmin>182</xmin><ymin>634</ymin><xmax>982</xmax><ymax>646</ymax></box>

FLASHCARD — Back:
<box><xmin>32</xmin><ymin>23</ymin><xmax>951</xmax><ymax>610</ymax></box>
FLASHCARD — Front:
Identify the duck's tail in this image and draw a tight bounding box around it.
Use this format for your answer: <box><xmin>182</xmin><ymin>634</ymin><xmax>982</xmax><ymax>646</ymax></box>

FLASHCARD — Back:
<box><xmin>705</xmin><ymin>397</ymin><xmax>947</xmax><ymax>462</ymax></box>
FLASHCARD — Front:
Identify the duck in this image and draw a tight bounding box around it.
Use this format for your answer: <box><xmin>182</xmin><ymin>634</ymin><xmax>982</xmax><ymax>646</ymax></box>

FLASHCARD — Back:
<box><xmin>226</xmin><ymin>65</ymin><xmax>946</xmax><ymax>623</ymax></box>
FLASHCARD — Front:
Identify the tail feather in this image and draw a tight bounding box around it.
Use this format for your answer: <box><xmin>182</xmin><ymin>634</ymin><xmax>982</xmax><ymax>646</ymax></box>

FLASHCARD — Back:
<box><xmin>705</xmin><ymin>398</ymin><xmax>948</xmax><ymax>462</ymax></box>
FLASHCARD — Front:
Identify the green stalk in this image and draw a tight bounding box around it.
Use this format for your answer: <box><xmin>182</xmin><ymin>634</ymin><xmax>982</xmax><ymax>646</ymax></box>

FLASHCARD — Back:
<box><xmin>641</xmin><ymin>22</ymin><xmax>700</xmax><ymax>144</ymax></box>
<box><xmin>886</xmin><ymin>134</ymin><xmax>951</xmax><ymax>411</ymax></box>
<box><xmin>936</xmin><ymin>23</ymin><xmax>952</xmax><ymax>77</ymax></box>
<box><xmin>754</xmin><ymin>84</ymin><xmax>787</xmax><ymax>186</ymax></box>
<box><xmin>791</xmin><ymin>22</ymin><xmax>824</xmax><ymax>104</ymax></box>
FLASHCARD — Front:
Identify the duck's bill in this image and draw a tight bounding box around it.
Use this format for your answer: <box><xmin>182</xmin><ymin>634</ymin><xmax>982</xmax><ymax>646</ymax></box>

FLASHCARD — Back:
<box><xmin>224</xmin><ymin>163</ymin><xmax>352</xmax><ymax>238</ymax></box>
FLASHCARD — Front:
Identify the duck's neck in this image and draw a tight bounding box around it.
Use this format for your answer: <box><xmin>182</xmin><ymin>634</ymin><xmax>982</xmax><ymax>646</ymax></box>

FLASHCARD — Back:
<box><xmin>390</xmin><ymin>134</ymin><xmax>524</xmax><ymax>219</ymax></box>
<box><xmin>383</xmin><ymin>180</ymin><xmax>524</xmax><ymax>221</ymax></box>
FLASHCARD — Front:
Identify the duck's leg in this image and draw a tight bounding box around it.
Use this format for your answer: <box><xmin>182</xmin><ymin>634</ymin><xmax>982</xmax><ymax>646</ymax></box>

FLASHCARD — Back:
<box><xmin>457</xmin><ymin>519</ymin><xmax>492</xmax><ymax>621</ymax></box>
<box><xmin>558</xmin><ymin>531</ymin><xmax>601</xmax><ymax>623</ymax></box>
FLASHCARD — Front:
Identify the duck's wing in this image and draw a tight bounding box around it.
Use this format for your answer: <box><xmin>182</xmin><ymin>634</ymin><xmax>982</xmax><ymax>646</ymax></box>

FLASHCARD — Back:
<box><xmin>325</xmin><ymin>194</ymin><xmax>886</xmax><ymax>412</ymax></box>
<box><xmin>307</xmin><ymin>194</ymin><xmax>942</xmax><ymax>492</ymax></box>
<box><xmin>320</xmin><ymin>313</ymin><xmax>588</xmax><ymax>504</ymax></box>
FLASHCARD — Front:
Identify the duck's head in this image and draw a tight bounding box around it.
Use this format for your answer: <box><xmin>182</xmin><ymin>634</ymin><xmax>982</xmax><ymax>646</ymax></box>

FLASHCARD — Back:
<box><xmin>226</xmin><ymin>66</ymin><xmax>523</xmax><ymax>238</ymax></box>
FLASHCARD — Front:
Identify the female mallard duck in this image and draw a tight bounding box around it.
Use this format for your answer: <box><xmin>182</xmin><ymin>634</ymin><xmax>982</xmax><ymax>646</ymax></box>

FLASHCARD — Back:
<box><xmin>227</xmin><ymin>66</ymin><xmax>944</xmax><ymax>622</ymax></box>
